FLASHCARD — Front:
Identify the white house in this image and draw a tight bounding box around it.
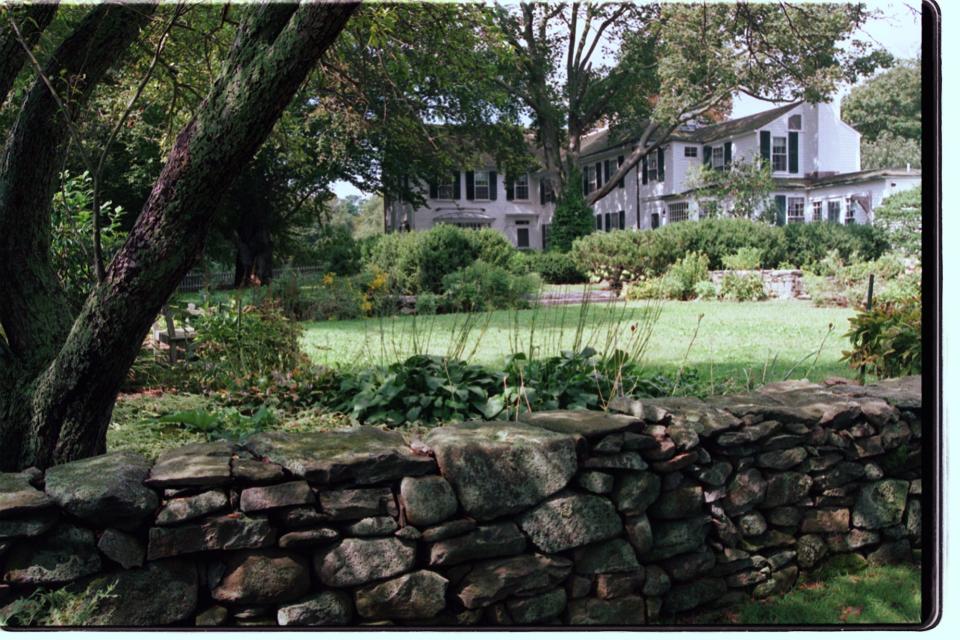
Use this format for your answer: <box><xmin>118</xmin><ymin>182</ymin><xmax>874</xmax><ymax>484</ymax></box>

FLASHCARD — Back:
<box><xmin>384</xmin><ymin>101</ymin><xmax>920</xmax><ymax>249</ymax></box>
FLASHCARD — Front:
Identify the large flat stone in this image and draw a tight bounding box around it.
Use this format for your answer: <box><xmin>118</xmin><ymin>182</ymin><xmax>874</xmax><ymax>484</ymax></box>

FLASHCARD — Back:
<box><xmin>211</xmin><ymin>550</ymin><xmax>311</xmax><ymax>604</ymax></box>
<box><xmin>316</xmin><ymin>487</ymin><xmax>397</xmax><ymax>521</ymax></box>
<box><xmin>44</xmin><ymin>452</ymin><xmax>158</xmax><ymax>530</ymax></box>
<box><xmin>457</xmin><ymin>554</ymin><xmax>572</xmax><ymax>609</ymax></box>
<box><xmin>424</xmin><ymin>422</ymin><xmax>577</xmax><ymax>520</ymax></box>
<box><xmin>147</xmin><ymin>513</ymin><xmax>275</xmax><ymax>560</ymax></box>
<box><xmin>82</xmin><ymin>559</ymin><xmax>197</xmax><ymax>626</ymax></box>
<box><xmin>519</xmin><ymin>409</ymin><xmax>643</xmax><ymax>438</ymax></box>
<box><xmin>155</xmin><ymin>490</ymin><xmax>229</xmax><ymax>525</ymax></box>
<box><xmin>278</xmin><ymin>591</ymin><xmax>354</xmax><ymax>626</ymax></box>
<box><xmin>2</xmin><ymin>525</ymin><xmax>101</xmax><ymax>585</ymax></box>
<box><xmin>506</xmin><ymin>588</ymin><xmax>567</xmax><ymax>624</ymax></box>
<box><xmin>573</xmin><ymin>538</ymin><xmax>640</xmax><ymax>574</ymax></box>
<box><xmin>239</xmin><ymin>481</ymin><xmax>314</xmax><ymax>513</ymax></box>
<box><xmin>244</xmin><ymin>427</ymin><xmax>436</xmax><ymax>485</ymax></box>
<box><xmin>638</xmin><ymin>516</ymin><xmax>710</xmax><ymax>562</ymax></box>
<box><xmin>0</xmin><ymin>472</ymin><xmax>54</xmax><ymax>517</ymax></box>
<box><xmin>0</xmin><ymin>510</ymin><xmax>58</xmax><ymax>539</ymax></box>
<box><xmin>355</xmin><ymin>570</ymin><xmax>449</xmax><ymax>620</ymax></box>
<box><xmin>316</xmin><ymin>537</ymin><xmax>416</xmax><ymax>587</ymax></box>
<box><xmin>146</xmin><ymin>441</ymin><xmax>234</xmax><ymax>489</ymax></box>
<box><xmin>429</xmin><ymin>522</ymin><xmax>527</xmax><ymax>567</ymax></box>
<box><xmin>518</xmin><ymin>493</ymin><xmax>622</xmax><ymax>554</ymax></box>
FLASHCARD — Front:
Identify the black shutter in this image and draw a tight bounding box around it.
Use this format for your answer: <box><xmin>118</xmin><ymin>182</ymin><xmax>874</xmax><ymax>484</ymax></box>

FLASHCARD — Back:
<box><xmin>489</xmin><ymin>171</ymin><xmax>498</xmax><ymax>201</ymax></box>
<box><xmin>429</xmin><ymin>179</ymin><xmax>438</xmax><ymax>199</ymax></box>
<box><xmin>465</xmin><ymin>171</ymin><xmax>475</xmax><ymax>200</ymax></box>
<box><xmin>619</xmin><ymin>210</ymin><xmax>625</xmax><ymax>229</ymax></box>
<box><xmin>506</xmin><ymin>176</ymin><xmax>514</xmax><ymax>201</ymax></box>
<box><xmin>594</xmin><ymin>162</ymin><xmax>602</xmax><ymax>192</ymax></box>
<box><xmin>724</xmin><ymin>142</ymin><xmax>732</xmax><ymax>171</ymax></box>
<box><xmin>604</xmin><ymin>213</ymin><xmax>611</xmax><ymax>231</ymax></box>
<box><xmin>657</xmin><ymin>148</ymin><xmax>665</xmax><ymax>182</ymax></box>
<box><xmin>583</xmin><ymin>170</ymin><xmax>589</xmax><ymax>196</ymax></box>
<box><xmin>775</xmin><ymin>195</ymin><xmax>787</xmax><ymax>226</ymax></box>
<box><xmin>651</xmin><ymin>212</ymin><xmax>660</xmax><ymax>229</ymax></box>
<box><xmin>452</xmin><ymin>172</ymin><xmax>461</xmax><ymax>200</ymax></box>
<box><xmin>642</xmin><ymin>156</ymin><xmax>648</xmax><ymax>185</ymax></box>
<box><xmin>596</xmin><ymin>214</ymin><xmax>602</xmax><ymax>230</ymax></box>
<box><xmin>760</xmin><ymin>131</ymin><xmax>771</xmax><ymax>164</ymax></box>
<box><xmin>703</xmin><ymin>146</ymin><xmax>712</xmax><ymax>167</ymax></box>
<box><xmin>618</xmin><ymin>155</ymin><xmax>625</xmax><ymax>189</ymax></box>
<box><xmin>603</xmin><ymin>159</ymin><xmax>611</xmax><ymax>184</ymax></box>
<box><xmin>540</xmin><ymin>178</ymin><xmax>546</xmax><ymax>205</ymax></box>
<box><xmin>788</xmin><ymin>132</ymin><xmax>799</xmax><ymax>174</ymax></box>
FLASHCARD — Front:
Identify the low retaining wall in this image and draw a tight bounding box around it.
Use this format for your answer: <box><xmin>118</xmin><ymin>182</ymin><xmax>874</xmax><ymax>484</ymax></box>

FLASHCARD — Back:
<box><xmin>709</xmin><ymin>269</ymin><xmax>805</xmax><ymax>300</ymax></box>
<box><xmin>0</xmin><ymin>376</ymin><xmax>921</xmax><ymax>627</ymax></box>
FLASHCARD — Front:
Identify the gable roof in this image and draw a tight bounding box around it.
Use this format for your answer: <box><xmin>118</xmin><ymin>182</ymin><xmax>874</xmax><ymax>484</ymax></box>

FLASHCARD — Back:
<box><xmin>578</xmin><ymin>102</ymin><xmax>803</xmax><ymax>159</ymax></box>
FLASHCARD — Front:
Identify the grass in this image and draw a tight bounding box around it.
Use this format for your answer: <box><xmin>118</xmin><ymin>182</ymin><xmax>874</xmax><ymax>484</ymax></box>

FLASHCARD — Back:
<box><xmin>734</xmin><ymin>562</ymin><xmax>922</xmax><ymax>625</ymax></box>
<box><xmin>300</xmin><ymin>299</ymin><xmax>857</xmax><ymax>387</ymax></box>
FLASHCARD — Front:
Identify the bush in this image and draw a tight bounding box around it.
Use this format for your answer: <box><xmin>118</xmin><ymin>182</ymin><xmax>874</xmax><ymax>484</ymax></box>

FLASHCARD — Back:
<box><xmin>192</xmin><ymin>301</ymin><xmax>303</xmax><ymax>389</ymax></box>
<box><xmin>441</xmin><ymin>260</ymin><xmax>541</xmax><ymax>312</ymax></box>
<box><xmin>843</xmin><ymin>294</ymin><xmax>921</xmax><ymax>378</ymax></box>
<box><xmin>312</xmin><ymin>223</ymin><xmax>362</xmax><ymax>275</ymax></box>
<box><xmin>623</xmin><ymin>252</ymin><xmax>708</xmax><ymax>301</ymax></box>
<box><xmin>511</xmin><ymin>251</ymin><xmax>587</xmax><ymax>284</ymax></box>
<box><xmin>721</xmin><ymin>247</ymin><xmax>763</xmax><ymax>270</ymax></box>
<box><xmin>549</xmin><ymin>167</ymin><xmax>595</xmax><ymax>251</ymax></box>
<box><xmin>571</xmin><ymin>230</ymin><xmax>645</xmax><ymax>289</ymax></box>
<box><xmin>365</xmin><ymin>225</ymin><xmax>517</xmax><ymax>294</ymax></box>
<box><xmin>873</xmin><ymin>186</ymin><xmax>921</xmax><ymax>256</ymax></box>
<box><xmin>719</xmin><ymin>273</ymin><xmax>767</xmax><ymax>302</ymax></box>
<box><xmin>694</xmin><ymin>279</ymin><xmax>718</xmax><ymax>300</ymax></box>
<box><xmin>804</xmin><ymin>252</ymin><xmax>907</xmax><ymax>308</ymax></box>
<box><xmin>783</xmin><ymin>223</ymin><xmax>890</xmax><ymax>271</ymax></box>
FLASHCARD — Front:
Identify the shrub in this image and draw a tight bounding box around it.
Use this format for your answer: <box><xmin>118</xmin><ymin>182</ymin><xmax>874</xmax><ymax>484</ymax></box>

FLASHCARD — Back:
<box><xmin>804</xmin><ymin>252</ymin><xmax>907</xmax><ymax>308</ymax></box>
<box><xmin>721</xmin><ymin>247</ymin><xmax>763</xmax><ymax>270</ymax></box>
<box><xmin>843</xmin><ymin>294</ymin><xmax>921</xmax><ymax>378</ymax></box>
<box><xmin>694</xmin><ymin>279</ymin><xmax>718</xmax><ymax>300</ymax></box>
<box><xmin>571</xmin><ymin>230</ymin><xmax>645</xmax><ymax>289</ymax></box>
<box><xmin>511</xmin><ymin>251</ymin><xmax>587</xmax><ymax>284</ymax></box>
<box><xmin>873</xmin><ymin>186</ymin><xmax>921</xmax><ymax>256</ymax></box>
<box><xmin>783</xmin><ymin>223</ymin><xmax>890</xmax><ymax>271</ymax></box>
<box><xmin>623</xmin><ymin>252</ymin><xmax>708</xmax><ymax>301</ymax></box>
<box><xmin>312</xmin><ymin>223</ymin><xmax>362</xmax><ymax>275</ymax></box>
<box><xmin>192</xmin><ymin>301</ymin><xmax>303</xmax><ymax>389</ymax></box>
<box><xmin>719</xmin><ymin>273</ymin><xmax>767</xmax><ymax>301</ymax></box>
<box><xmin>441</xmin><ymin>260</ymin><xmax>541</xmax><ymax>312</ymax></box>
<box><xmin>365</xmin><ymin>225</ymin><xmax>517</xmax><ymax>294</ymax></box>
<box><xmin>549</xmin><ymin>167</ymin><xmax>595</xmax><ymax>251</ymax></box>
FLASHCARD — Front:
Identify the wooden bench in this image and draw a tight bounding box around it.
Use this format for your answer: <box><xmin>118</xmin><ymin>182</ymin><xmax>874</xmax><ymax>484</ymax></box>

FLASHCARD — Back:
<box><xmin>152</xmin><ymin>305</ymin><xmax>197</xmax><ymax>364</ymax></box>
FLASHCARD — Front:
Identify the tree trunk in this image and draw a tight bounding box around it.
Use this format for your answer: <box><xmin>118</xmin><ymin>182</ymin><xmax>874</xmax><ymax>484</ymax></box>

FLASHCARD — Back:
<box><xmin>0</xmin><ymin>2</ymin><xmax>357</xmax><ymax>470</ymax></box>
<box><xmin>233</xmin><ymin>228</ymin><xmax>274</xmax><ymax>288</ymax></box>
<box><xmin>0</xmin><ymin>3</ymin><xmax>58</xmax><ymax>107</ymax></box>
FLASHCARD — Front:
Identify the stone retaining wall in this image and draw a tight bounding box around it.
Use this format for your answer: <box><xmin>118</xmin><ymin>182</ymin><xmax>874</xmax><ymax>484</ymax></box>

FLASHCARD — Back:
<box><xmin>709</xmin><ymin>269</ymin><xmax>806</xmax><ymax>300</ymax></box>
<box><xmin>0</xmin><ymin>376</ymin><xmax>921</xmax><ymax>627</ymax></box>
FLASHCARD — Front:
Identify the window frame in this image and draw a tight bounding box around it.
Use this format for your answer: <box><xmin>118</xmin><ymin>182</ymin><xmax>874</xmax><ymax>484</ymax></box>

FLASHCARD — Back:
<box><xmin>827</xmin><ymin>200</ymin><xmax>842</xmax><ymax>223</ymax></box>
<box><xmin>684</xmin><ymin>146</ymin><xmax>698</xmax><ymax>158</ymax></box>
<box><xmin>812</xmin><ymin>200</ymin><xmax>823</xmax><ymax>222</ymax></box>
<box><xmin>437</xmin><ymin>180</ymin><xmax>455</xmax><ymax>201</ymax></box>
<box><xmin>516</xmin><ymin>226</ymin><xmax>530</xmax><ymax>249</ymax></box>
<box><xmin>585</xmin><ymin>165</ymin><xmax>599</xmax><ymax>193</ymax></box>
<box><xmin>668</xmin><ymin>201</ymin><xmax>689</xmax><ymax>223</ymax></box>
<box><xmin>646</xmin><ymin>153</ymin><xmax>659</xmax><ymax>183</ymax></box>
<box><xmin>473</xmin><ymin>171</ymin><xmax>490</xmax><ymax>201</ymax></box>
<box><xmin>512</xmin><ymin>174</ymin><xmax>529</xmax><ymax>201</ymax></box>
<box><xmin>788</xmin><ymin>114</ymin><xmax>802</xmax><ymax>131</ymax></box>
<box><xmin>787</xmin><ymin>197</ymin><xmax>805</xmax><ymax>224</ymax></box>
<box><xmin>711</xmin><ymin>145</ymin><xmax>724</xmax><ymax>170</ymax></box>
<box><xmin>772</xmin><ymin>136</ymin><xmax>787</xmax><ymax>172</ymax></box>
<box><xmin>845</xmin><ymin>197</ymin><xmax>857</xmax><ymax>225</ymax></box>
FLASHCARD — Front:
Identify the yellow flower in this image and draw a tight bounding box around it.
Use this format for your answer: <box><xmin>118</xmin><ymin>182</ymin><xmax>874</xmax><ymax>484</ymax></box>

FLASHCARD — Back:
<box><xmin>322</xmin><ymin>273</ymin><xmax>335</xmax><ymax>286</ymax></box>
<box><xmin>360</xmin><ymin>300</ymin><xmax>373</xmax><ymax>314</ymax></box>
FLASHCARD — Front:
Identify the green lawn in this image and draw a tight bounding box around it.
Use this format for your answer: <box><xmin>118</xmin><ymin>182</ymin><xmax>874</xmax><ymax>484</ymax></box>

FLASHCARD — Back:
<box><xmin>301</xmin><ymin>299</ymin><xmax>857</xmax><ymax>386</ymax></box>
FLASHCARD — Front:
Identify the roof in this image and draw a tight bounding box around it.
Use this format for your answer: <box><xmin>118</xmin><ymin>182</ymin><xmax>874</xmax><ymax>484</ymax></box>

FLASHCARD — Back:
<box><xmin>578</xmin><ymin>102</ymin><xmax>803</xmax><ymax>159</ymax></box>
<box><xmin>671</xmin><ymin>168</ymin><xmax>921</xmax><ymax>197</ymax></box>
<box><xmin>432</xmin><ymin>209</ymin><xmax>495</xmax><ymax>223</ymax></box>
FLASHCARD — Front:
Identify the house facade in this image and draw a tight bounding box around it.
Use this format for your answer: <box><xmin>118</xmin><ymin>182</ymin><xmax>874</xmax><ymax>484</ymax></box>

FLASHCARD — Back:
<box><xmin>384</xmin><ymin>102</ymin><xmax>920</xmax><ymax>249</ymax></box>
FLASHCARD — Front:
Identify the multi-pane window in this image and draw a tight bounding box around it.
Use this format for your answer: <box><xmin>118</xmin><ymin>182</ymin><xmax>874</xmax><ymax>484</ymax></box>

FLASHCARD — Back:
<box><xmin>513</xmin><ymin>174</ymin><xmax>529</xmax><ymax>200</ymax></box>
<box><xmin>437</xmin><ymin>179</ymin><xmax>455</xmax><ymax>200</ymax></box>
<box><xmin>827</xmin><ymin>200</ymin><xmax>841</xmax><ymax>223</ymax></box>
<box><xmin>668</xmin><ymin>202</ymin><xmax>689</xmax><ymax>223</ymax></box>
<box><xmin>711</xmin><ymin>145</ymin><xmax>724</xmax><ymax>170</ymax></box>
<box><xmin>788</xmin><ymin>114</ymin><xmax>802</xmax><ymax>130</ymax></box>
<box><xmin>812</xmin><ymin>201</ymin><xmax>823</xmax><ymax>222</ymax></box>
<box><xmin>684</xmin><ymin>146</ymin><xmax>698</xmax><ymax>158</ymax></box>
<box><xmin>845</xmin><ymin>197</ymin><xmax>857</xmax><ymax>225</ymax></box>
<box><xmin>787</xmin><ymin>197</ymin><xmax>805</xmax><ymax>224</ymax></box>
<box><xmin>585</xmin><ymin>165</ymin><xmax>598</xmax><ymax>192</ymax></box>
<box><xmin>646</xmin><ymin>153</ymin><xmax>659</xmax><ymax>183</ymax></box>
<box><xmin>473</xmin><ymin>171</ymin><xmax>490</xmax><ymax>200</ymax></box>
<box><xmin>772</xmin><ymin>136</ymin><xmax>787</xmax><ymax>171</ymax></box>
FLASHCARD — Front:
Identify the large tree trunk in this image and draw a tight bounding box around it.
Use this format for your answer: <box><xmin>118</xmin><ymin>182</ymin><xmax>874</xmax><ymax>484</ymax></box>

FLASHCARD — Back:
<box><xmin>0</xmin><ymin>2</ymin><xmax>357</xmax><ymax>470</ymax></box>
<box><xmin>233</xmin><ymin>228</ymin><xmax>274</xmax><ymax>288</ymax></box>
<box><xmin>0</xmin><ymin>3</ymin><xmax>58</xmax><ymax>107</ymax></box>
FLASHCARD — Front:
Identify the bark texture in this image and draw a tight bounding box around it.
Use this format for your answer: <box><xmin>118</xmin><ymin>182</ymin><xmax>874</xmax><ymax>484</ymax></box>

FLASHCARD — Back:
<box><xmin>0</xmin><ymin>3</ymin><xmax>58</xmax><ymax>107</ymax></box>
<box><xmin>1</xmin><ymin>2</ymin><xmax>357</xmax><ymax>471</ymax></box>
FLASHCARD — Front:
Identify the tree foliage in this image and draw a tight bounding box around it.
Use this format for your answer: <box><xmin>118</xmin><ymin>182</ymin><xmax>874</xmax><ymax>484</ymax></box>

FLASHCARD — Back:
<box><xmin>872</xmin><ymin>186</ymin><xmax>921</xmax><ymax>256</ymax></box>
<box><xmin>688</xmin><ymin>158</ymin><xmax>777</xmax><ymax>222</ymax></box>
<box><xmin>549</xmin><ymin>166</ymin><xmax>595</xmax><ymax>252</ymax></box>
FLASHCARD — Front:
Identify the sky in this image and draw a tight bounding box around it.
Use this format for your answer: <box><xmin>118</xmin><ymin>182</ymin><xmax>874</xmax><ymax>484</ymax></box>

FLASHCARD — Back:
<box><xmin>332</xmin><ymin>1</ymin><xmax>922</xmax><ymax>199</ymax></box>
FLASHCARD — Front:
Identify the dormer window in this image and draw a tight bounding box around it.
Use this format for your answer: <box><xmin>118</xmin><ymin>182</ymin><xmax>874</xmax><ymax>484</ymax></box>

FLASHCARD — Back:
<box><xmin>788</xmin><ymin>114</ymin><xmax>802</xmax><ymax>130</ymax></box>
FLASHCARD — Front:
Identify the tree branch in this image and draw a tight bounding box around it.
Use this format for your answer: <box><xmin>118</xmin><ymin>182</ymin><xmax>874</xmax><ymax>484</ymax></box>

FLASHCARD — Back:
<box><xmin>0</xmin><ymin>3</ymin><xmax>57</xmax><ymax>107</ymax></box>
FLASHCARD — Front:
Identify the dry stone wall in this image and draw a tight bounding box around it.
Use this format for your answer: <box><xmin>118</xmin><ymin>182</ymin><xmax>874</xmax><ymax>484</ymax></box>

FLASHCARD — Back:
<box><xmin>0</xmin><ymin>376</ymin><xmax>922</xmax><ymax>627</ymax></box>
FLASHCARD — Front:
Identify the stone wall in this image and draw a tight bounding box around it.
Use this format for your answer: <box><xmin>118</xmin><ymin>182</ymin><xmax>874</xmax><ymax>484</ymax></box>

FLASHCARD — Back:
<box><xmin>708</xmin><ymin>269</ymin><xmax>806</xmax><ymax>300</ymax></box>
<box><xmin>0</xmin><ymin>376</ymin><xmax>921</xmax><ymax>627</ymax></box>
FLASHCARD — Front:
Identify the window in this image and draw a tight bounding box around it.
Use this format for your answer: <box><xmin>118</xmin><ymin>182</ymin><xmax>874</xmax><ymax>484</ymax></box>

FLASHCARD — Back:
<box><xmin>845</xmin><ymin>197</ymin><xmax>857</xmax><ymax>225</ymax></box>
<box><xmin>585</xmin><ymin>165</ymin><xmax>599</xmax><ymax>192</ymax></box>
<box><xmin>511</xmin><ymin>174</ymin><xmax>529</xmax><ymax>200</ymax></box>
<box><xmin>517</xmin><ymin>227</ymin><xmax>530</xmax><ymax>248</ymax></box>
<box><xmin>787</xmin><ymin>197</ymin><xmax>805</xmax><ymax>224</ymax></box>
<box><xmin>646</xmin><ymin>153</ymin><xmax>659</xmax><ymax>183</ymax></box>
<box><xmin>437</xmin><ymin>179</ymin><xmax>454</xmax><ymax>200</ymax></box>
<box><xmin>812</xmin><ymin>201</ymin><xmax>823</xmax><ymax>222</ymax></box>
<box><xmin>827</xmin><ymin>200</ymin><xmax>841</xmax><ymax>223</ymax></box>
<box><xmin>711</xmin><ymin>145</ymin><xmax>724</xmax><ymax>170</ymax></box>
<box><xmin>473</xmin><ymin>171</ymin><xmax>490</xmax><ymax>200</ymax></box>
<box><xmin>541</xmin><ymin>178</ymin><xmax>556</xmax><ymax>204</ymax></box>
<box><xmin>772</xmin><ymin>136</ymin><xmax>787</xmax><ymax>172</ymax></box>
<box><xmin>788</xmin><ymin>114</ymin><xmax>802</xmax><ymax>130</ymax></box>
<box><xmin>684</xmin><ymin>146</ymin><xmax>698</xmax><ymax>158</ymax></box>
<box><xmin>668</xmin><ymin>202</ymin><xmax>689</xmax><ymax>223</ymax></box>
